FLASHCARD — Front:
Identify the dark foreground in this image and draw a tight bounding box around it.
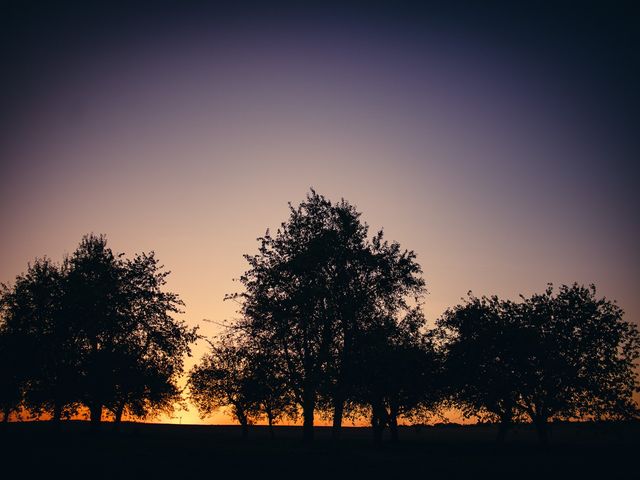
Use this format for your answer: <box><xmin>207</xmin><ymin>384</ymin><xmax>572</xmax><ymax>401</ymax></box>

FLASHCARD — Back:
<box><xmin>1</xmin><ymin>421</ymin><xmax>637</xmax><ymax>479</ymax></box>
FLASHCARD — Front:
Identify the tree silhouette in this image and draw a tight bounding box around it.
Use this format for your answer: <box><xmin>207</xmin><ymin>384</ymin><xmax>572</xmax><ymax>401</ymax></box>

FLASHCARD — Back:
<box><xmin>228</xmin><ymin>190</ymin><xmax>425</xmax><ymax>442</ymax></box>
<box><xmin>515</xmin><ymin>284</ymin><xmax>640</xmax><ymax>445</ymax></box>
<box><xmin>437</xmin><ymin>295</ymin><xmax>526</xmax><ymax>443</ymax></box>
<box><xmin>189</xmin><ymin>334</ymin><xmax>262</xmax><ymax>438</ymax></box>
<box><xmin>65</xmin><ymin>235</ymin><xmax>197</xmax><ymax>426</ymax></box>
<box><xmin>189</xmin><ymin>331</ymin><xmax>297</xmax><ymax>439</ymax></box>
<box><xmin>0</xmin><ymin>258</ymin><xmax>80</xmax><ymax>422</ymax></box>
<box><xmin>353</xmin><ymin>308</ymin><xmax>442</xmax><ymax>443</ymax></box>
<box><xmin>245</xmin><ymin>342</ymin><xmax>298</xmax><ymax>438</ymax></box>
<box><xmin>438</xmin><ymin>285</ymin><xmax>640</xmax><ymax>445</ymax></box>
<box><xmin>0</xmin><ymin>234</ymin><xmax>197</xmax><ymax>426</ymax></box>
<box><xmin>0</xmin><ymin>319</ymin><xmax>28</xmax><ymax>422</ymax></box>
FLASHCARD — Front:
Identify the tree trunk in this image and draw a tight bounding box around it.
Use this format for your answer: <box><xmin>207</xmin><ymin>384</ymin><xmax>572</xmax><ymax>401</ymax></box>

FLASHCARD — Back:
<box><xmin>267</xmin><ymin>411</ymin><xmax>275</xmax><ymax>440</ymax></box>
<box><xmin>371</xmin><ymin>401</ymin><xmax>386</xmax><ymax>445</ymax></box>
<box><xmin>535</xmin><ymin>418</ymin><xmax>549</xmax><ymax>447</ymax></box>
<box><xmin>372</xmin><ymin>416</ymin><xmax>384</xmax><ymax>445</ymax></box>
<box><xmin>331</xmin><ymin>394</ymin><xmax>344</xmax><ymax>440</ymax></box>
<box><xmin>329</xmin><ymin>312</ymin><xmax>356</xmax><ymax>441</ymax></box>
<box><xmin>240</xmin><ymin>420</ymin><xmax>249</xmax><ymax>440</ymax></box>
<box><xmin>89</xmin><ymin>402</ymin><xmax>102</xmax><ymax>429</ymax></box>
<box><xmin>302</xmin><ymin>390</ymin><xmax>316</xmax><ymax>443</ymax></box>
<box><xmin>388</xmin><ymin>400</ymin><xmax>399</xmax><ymax>443</ymax></box>
<box><xmin>51</xmin><ymin>402</ymin><xmax>62</xmax><ymax>431</ymax></box>
<box><xmin>113</xmin><ymin>400</ymin><xmax>125</xmax><ymax>431</ymax></box>
<box><xmin>235</xmin><ymin>407</ymin><xmax>249</xmax><ymax>440</ymax></box>
<box><xmin>389</xmin><ymin>414</ymin><xmax>399</xmax><ymax>443</ymax></box>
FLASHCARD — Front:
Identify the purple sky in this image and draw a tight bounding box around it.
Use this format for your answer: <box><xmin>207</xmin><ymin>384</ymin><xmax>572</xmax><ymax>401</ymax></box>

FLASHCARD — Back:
<box><xmin>1</xmin><ymin>2</ymin><xmax>638</xmax><ymax>423</ymax></box>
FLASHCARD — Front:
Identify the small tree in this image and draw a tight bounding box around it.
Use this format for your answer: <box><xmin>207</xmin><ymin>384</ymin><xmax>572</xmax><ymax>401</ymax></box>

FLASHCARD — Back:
<box><xmin>246</xmin><ymin>345</ymin><xmax>298</xmax><ymax>438</ymax></box>
<box><xmin>354</xmin><ymin>309</ymin><xmax>442</xmax><ymax>443</ymax></box>
<box><xmin>188</xmin><ymin>335</ymin><xmax>261</xmax><ymax>439</ymax></box>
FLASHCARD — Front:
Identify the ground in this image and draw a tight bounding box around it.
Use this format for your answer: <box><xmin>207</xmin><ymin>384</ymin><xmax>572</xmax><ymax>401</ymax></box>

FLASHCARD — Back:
<box><xmin>1</xmin><ymin>421</ymin><xmax>637</xmax><ymax>479</ymax></box>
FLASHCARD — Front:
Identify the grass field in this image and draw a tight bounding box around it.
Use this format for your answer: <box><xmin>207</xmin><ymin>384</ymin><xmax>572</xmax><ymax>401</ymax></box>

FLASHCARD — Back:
<box><xmin>1</xmin><ymin>421</ymin><xmax>637</xmax><ymax>479</ymax></box>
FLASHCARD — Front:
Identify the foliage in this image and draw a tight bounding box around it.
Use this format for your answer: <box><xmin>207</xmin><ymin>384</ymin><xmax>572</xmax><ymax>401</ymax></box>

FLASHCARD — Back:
<box><xmin>515</xmin><ymin>284</ymin><xmax>640</xmax><ymax>426</ymax></box>
<box><xmin>226</xmin><ymin>189</ymin><xmax>427</xmax><ymax>441</ymax></box>
<box><xmin>437</xmin><ymin>284</ymin><xmax>640</xmax><ymax>444</ymax></box>
<box><xmin>437</xmin><ymin>295</ymin><xmax>526</xmax><ymax>429</ymax></box>
<box><xmin>352</xmin><ymin>308</ymin><xmax>443</xmax><ymax>442</ymax></box>
<box><xmin>0</xmin><ymin>234</ymin><xmax>198</xmax><ymax>424</ymax></box>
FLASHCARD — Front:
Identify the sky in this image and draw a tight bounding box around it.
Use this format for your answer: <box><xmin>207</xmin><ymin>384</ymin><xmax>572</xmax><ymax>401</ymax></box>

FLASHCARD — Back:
<box><xmin>1</xmin><ymin>1</ymin><xmax>638</xmax><ymax>425</ymax></box>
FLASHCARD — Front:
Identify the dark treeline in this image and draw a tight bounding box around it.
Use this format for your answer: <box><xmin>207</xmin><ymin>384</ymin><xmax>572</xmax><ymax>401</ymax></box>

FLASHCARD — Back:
<box><xmin>187</xmin><ymin>190</ymin><xmax>640</xmax><ymax>445</ymax></box>
<box><xmin>2</xmin><ymin>191</ymin><xmax>639</xmax><ymax>447</ymax></box>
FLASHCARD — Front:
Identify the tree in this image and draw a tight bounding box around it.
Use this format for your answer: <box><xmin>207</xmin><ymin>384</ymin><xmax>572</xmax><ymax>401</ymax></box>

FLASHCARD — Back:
<box><xmin>0</xmin><ymin>234</ymin><xmax>197</xmax><ymax>426</ymax></box>
<box><xmin>325</xmin><ymin>226</ymin><xmax>426</xmax><ymax>440</ymax></box>
<box><xmin>106</xmin><ymin>251</ymin><xmax>197</xmax><ymax>426</ymax></box>
<box><xmin>0</xmin><ymin>325</ymin><xmax>27</xmax><ymax>422</ymax></box>
<box><xmin>62</xmin><ymin>234</ymin><xmax>127</xmax><ymax>425</ymax></box>
<box><xmin>228</xmin><ymin>190</ymin><xmax>425</xmax><ymax>442</ymax></box>
<box><xmin>189</xmin><ymin>330</ymin><xmax>297</xmax><ymax>439</ymax></box>
<box><xmin>229</xmin><ymin>191</ymin><xmax>354</xmax><ymax>442</ymax></box>
<box><xmin>0</xmin><ymin>257</ymin><xmax>80</xmax><ymax>423</ymax></box>
<box><xmin>353</xmin><ymin>309</ymin><xmax>442</xmax><ymax>443</ymax></box>
<box><xmin>437</xmin><ymin>295</ymin><xmax>526</xmax><ymax>443</ymax></box>
<box><xmin>515</xmin><ymin>284</ymin><xmax>640</xmax><ymax>445</ymax></box>
<box><xmin>245</xmin><ymin>342</ymin><xmax>298</xmax><ymax>439</ymax></box>
<box><xmin>64</xmin><ymin>234</ymin><xmax>197</xmax><ymax>426</ymax></box>
<box><xmin>438</xmin><ymin>285</ymin><xmax>640</xmax><ymax>445</ymax></box>
<box><xmin>188</xmin><ymin>334</ymin><xmax>262</xmax><ymax>439</ymax></box>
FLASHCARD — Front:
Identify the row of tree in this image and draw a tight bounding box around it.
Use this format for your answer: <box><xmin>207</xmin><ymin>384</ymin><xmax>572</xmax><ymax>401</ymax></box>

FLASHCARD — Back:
<box><xmin>1</xmin><ymin>191</ymin><xmax>638</xmax><ymax>446</ymax></box>
<box><xmin>186</xmin><ymin>190</ymin><xmax>640</xmax><ymax>445</ymax></box>
<box><xmin>0</xmin><ymin>235</ymin><xmax>198</xmax><ymax>426</ymax></box>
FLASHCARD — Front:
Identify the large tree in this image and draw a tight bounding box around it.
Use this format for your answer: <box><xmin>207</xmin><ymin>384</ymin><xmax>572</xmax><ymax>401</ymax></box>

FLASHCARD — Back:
<box><xmin>515</xmin><ymin>284</ymin><xmax>640</xmax><ymax>444</ymax></box>
<box><xmin>189</xmin><ymin>331</ymin><xmax>297</xmax><ymax>439</ymax></box>
<box><xmin>63</xmin><ymin>234</ymin><xmax>127</xmax><ymax>425</ymax></box>
<box><xmin>229</xmin><ymin>190</ymin><xmax>425</xmax><ymax>441</ymax></box>
<box><xmin>438</xmin><ymin>285</ymin><xmax>640</xmax><ymax>445</ymax></box>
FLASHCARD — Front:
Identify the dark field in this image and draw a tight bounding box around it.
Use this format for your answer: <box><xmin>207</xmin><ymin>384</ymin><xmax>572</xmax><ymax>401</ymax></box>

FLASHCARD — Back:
<box><xmin>1</xmin><ymin>421</ymin><xmax>637</xmax><ymax>479</ymax></box>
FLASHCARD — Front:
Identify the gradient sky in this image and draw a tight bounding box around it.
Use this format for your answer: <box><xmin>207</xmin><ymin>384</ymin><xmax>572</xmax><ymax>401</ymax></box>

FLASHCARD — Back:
<box><xmin>1</xmin><ymin>1</ymin><xmax>638</xmax><ymax>425</ymax></box>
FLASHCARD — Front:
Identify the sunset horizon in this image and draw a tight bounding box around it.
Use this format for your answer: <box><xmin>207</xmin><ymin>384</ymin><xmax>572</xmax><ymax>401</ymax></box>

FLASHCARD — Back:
<box><xmin>1</xmin><ymin>2</ymin><xmax>639</xmax><ymax>478</ymax></box>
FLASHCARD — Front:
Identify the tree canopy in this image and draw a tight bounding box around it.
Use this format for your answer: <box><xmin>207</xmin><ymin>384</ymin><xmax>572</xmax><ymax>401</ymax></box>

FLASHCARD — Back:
<box><xmin>437</xmin><ymin>284</ymin><xmax>640</xmax><ymax>444</ymax></box>
<box><xmin>0</xmin><ymin>234</ymin><xmax>198</xmax><ymax>425</ymax></box>
<box><xmin>204</xmin><ymin>189</ymin><xmax>433</xmax><ymax>442</ymax></box>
